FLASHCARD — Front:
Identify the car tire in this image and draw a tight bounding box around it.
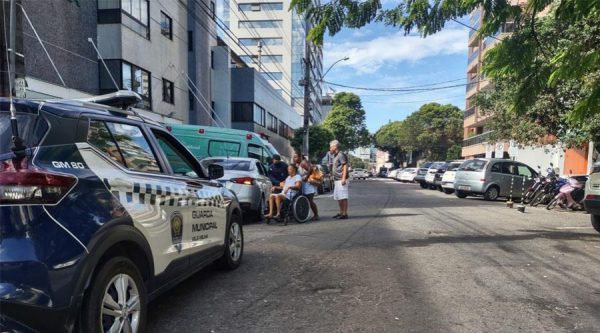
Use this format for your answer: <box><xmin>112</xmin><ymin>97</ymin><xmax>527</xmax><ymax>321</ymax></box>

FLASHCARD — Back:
<box><xmin>592</xmin><ymin>215</ymin><xmax>600</xmax><ymax>234</ymax></box>
<box><xmin>443</xmin><ymin>188</ymin><xmax>454</xmax><ymax>195</ymax></box>
<box><xmin>217</xmin><ymin>213</ymin><xmax>244</xmax><ymax>270</ymax></box>
<box><xmin>253</xmin><ymin>197</ymin><xmax>265</xmax><ymax>222</ymax></box>
<box><xmin>455</xmin><ymin>190</ymin><xmax>468</xmax><ymax>199</ymax></box>
<box><xmin>79</xmin><ymin>256</ymin><xmax>147</xmax><ymax>333</ymax></box>
<box><xmin>483</xmin><ymin>186</ymin><xmax>499</xmax><ymax>201</ymax></box>
<box><xmin>419</xmin><ymin>182</ymin><xmax>427</xmax><ymax>189</ymax></box>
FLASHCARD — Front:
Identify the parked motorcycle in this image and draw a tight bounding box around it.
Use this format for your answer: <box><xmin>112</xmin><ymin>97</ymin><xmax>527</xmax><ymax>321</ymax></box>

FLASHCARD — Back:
<box><xmin>524</xmin><ymin>165</ymin><xmax>555</xmax><ymax>205</ymax></box>
<box><xmin>546</xmin><ymin>174</ymin><xmax>588</xmax><ymax>210</ymax></box>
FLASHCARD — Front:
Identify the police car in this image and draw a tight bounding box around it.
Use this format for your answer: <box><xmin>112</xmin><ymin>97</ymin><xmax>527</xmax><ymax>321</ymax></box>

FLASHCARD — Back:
<box><xmin>0</xmin><ymin>92</ymin><xmax>244</xmax><ymax>332</ymax></box>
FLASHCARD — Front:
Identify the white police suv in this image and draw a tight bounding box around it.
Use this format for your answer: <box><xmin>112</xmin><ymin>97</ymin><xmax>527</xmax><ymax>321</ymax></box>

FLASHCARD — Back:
<box><xmin>0</xmin><ymin>92</ymin><xmax>244</xmax><ymax>332</ymax></box>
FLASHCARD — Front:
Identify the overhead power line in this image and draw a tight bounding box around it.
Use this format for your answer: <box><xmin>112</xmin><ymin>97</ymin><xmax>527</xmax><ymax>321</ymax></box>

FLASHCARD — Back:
<box><xmin>322</xmin><ymin>79</ymin><xmax>485</xmax><ymax>92</ymax></box>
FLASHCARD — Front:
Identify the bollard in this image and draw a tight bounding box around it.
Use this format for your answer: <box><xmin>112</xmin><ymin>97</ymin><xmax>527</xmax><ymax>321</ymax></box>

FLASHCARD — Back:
<box><xmin>507</xmin><ymin>176</ymin><xmax>514</xmax><ymax>208</ymax></box>
<box><xmin>517</xmin><ymin>176</ymin><xmax>527</xmax><ymax>213</ymax></box>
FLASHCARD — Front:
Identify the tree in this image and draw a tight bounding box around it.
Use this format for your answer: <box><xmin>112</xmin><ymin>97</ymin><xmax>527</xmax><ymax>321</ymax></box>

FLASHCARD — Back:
<box><xmin>373</xmin><ymin>103</ymin><xmax>464</xmax><ymax>162</ymax></box>
<box><xmin>349</xmin><ymin>155</ymin><xmax>368</xmax><ymax>169</ymax></box>
<box><xmin>290</xmin><ymin>125</ymin><xmax>334</xmax><ymax>163</ymax></box>
<box><xmin>291</xmin><ymin>0</ymin><xmax>600</xmax><ymax>119</ymax></box>
<box><xmin>322</xmin><ymin>92</ymin><xmax>371</xmax><ymax>151</ymax></box>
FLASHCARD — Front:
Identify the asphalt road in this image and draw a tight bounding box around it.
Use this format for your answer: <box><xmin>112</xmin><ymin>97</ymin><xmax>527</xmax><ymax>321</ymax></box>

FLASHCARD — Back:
<box><xmin>147</xmin><ymin>178</ymin><xmax>600</xmax><ymax>333</ymax></box>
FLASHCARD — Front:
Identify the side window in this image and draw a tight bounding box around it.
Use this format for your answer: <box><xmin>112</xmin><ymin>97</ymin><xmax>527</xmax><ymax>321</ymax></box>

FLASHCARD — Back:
<box><xmin>248</xmin><ymin>144</ymin><xmax>268</xmax><ymax>164</ymax></box>
<box><xmin>105</xmin><ymin>122</ymin><xmax>161</xmax><ymax>173</ymax></box>
<box><xmin>87</xmin><ymin>120</ymin><xmax>126</xmax><ymax>167</ymax></box>
<box><xmin>153</xmin><ymin>130</ymin><xmax>201</xmax><ymax>178</ymax></box>
<box><xmin>491</xmin><ymin>163</ymin><xmax>501</xmax><ymax>173</ymax></box>
<box><xmin>208</xmin><ymin>140</ymin><xmax>240</xmax><ymax>157</ymax></box>
<box><xmin>500</xmin><ymin>162</ymin><xmax>515</xmax><ymax>175</ymax></box>
<box><xmin>517</xmin><ymin>165</ymin><xmax>533</xmax><ymax>178</ymax></box>
<box><xmin>256</xmin><ymin>162</ymin><xmax>265</xmax><ymax>176</ymax></box>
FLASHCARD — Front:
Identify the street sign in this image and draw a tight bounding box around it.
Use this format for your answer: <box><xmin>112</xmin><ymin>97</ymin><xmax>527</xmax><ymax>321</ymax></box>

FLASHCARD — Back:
<box><xmin>508</xmin><ymin>140</ymin><xmax>519</xmax><ymax>158</ymax></box>
<box><xmin>495</xmin><ymin>142</ymin><xmax>504</xmax><ymax>159</ymax></box>
<box><xmin>485</xmin><ymin>145</ymin><xmax>494</xmax><ymax>158</ymax></box>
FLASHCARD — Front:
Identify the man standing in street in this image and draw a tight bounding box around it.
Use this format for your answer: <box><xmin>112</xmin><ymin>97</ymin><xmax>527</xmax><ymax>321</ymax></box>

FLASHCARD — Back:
<box><xmin>268</xmin><ymin>154</ymin><xmax>288</xmax><ymax>189</ymax></box>
<box><xmin>330</xmin><ymin>140</ymin><xmax>349</xmax><ymax>219</ymax></box>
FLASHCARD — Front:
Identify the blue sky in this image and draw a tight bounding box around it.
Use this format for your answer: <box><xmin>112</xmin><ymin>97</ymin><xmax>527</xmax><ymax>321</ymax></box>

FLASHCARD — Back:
<box><xmin>322</xmin><ymin>20</ymin><xmax>469</xmax><ymax>133</ymax></box>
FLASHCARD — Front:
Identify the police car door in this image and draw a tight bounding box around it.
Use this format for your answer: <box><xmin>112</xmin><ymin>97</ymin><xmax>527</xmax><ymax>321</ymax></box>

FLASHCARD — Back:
<box><xmin>149</xmin><ymin>128</ymin><xmax>227</xmax><ymax>257</ymax></box>
<box><xmin>81</xmin><ymin>118</ymin><xmax>192</xmax><ymax>276</ymax></box>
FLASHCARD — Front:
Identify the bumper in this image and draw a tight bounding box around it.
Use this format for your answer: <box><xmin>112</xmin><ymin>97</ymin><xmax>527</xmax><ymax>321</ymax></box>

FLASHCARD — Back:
<box><xmin>1</xmin><ymin>300</ymin><xmax>72</xmax><ymax>333</ymax></box>
<box><xmin>226</xmin><ymin>184</ymin><xmax>261</xmax><ymax>211</ymax></box>
<box><xmin>584</xmin><ymin>197</ymin><xmax>600</xmax><ymax>215</ymax></box>
<box><xmin>441</xmin><ymin>181</ymin><xmax>454</xmax><ymax>189</ymax></box>
<box><xmin>414</xmin><ymin>175</ymin><xmax>426</xmax><ymax>183</ymax></box>
<box><xmin>454</xmin><ymin>181</ymin><xmax>485</xmax><ymax>194</ymax></box>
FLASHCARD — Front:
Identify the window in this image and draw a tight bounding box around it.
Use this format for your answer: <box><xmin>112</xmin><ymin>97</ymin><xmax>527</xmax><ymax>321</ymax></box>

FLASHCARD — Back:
<box><xmin>162</xmin><ymin>79</ymin><xmax>174</xmax><ymax>104</ymax></box>
<box><xmin>160</xmin><ymin>11</ymin><xmax>173</xmax><ymax>39</ymax></box>
<box><xmin>211</xmin><ymin>50</ymin><xmax>215</xmax><ymax>69</ymax></box>
<box><xmin>256</xmin><ymin>162</ymin><xmax>266</xmax><ymax>176</ymax></box>
<box><xmin>239</xmin><ymin>55</ymin><xmax>283</xmax><ymax>64</ymax></box>
<box><xmin>253</xmin><ymin>104</ymin><xmax>266</xmax><ymax>127</ymax></box>
<box><xmin>210</xmin><ymin>1</ymin><xmax>216</xmax><ymax>18</ymax></box>
<box><xmin>459</xmin><ymin>159</ymin><xmax>488</xmax><ymax>172</ymax></box>
<box><xmin>267</xmin><ymin>113</ymin><xmax>278</xmax><ymax>132</ymax></box>
<box><xmin>262</xmin><ymin>72</ymin><xmax>283</xmax><ymax>80</ymax></box>
<box><xmin>188</xmin><ymin>31</ymin><xmax>193</xmax><ymax>51</ymax></box>
<box><xmin>517</xmin><ymin>165</ymin><xmax>533</xmax><ymax>178</ymax></box>
<box><xmin>154</xmin><ymin>130</ymin><xmax>200</xmax><ymax>178</ymax></box>
<box><xmin>500</xmin><ymin>163</ymin><xmax>516</xmax><ymax>175</ymax></box>
<box><xmin>232</xmin><ymin>102</ymin><xmax>253</xmax><ymax>122</ymax></box>
<box><xmin>248</xmin><ymin>144</ymin><xmax>269</xmax><ymax>164</ymax></box>
<box><xmin>201</xmin><ymin>159</ymin><xmax>251</xmax><ymax>171</ymax></box>
<box><xmin>239</xmin><ymin>37</ymin><xmax>283</xmax><ymax>46</ymax></box>
<box><xmin>122</xmin><ymin>61</ymin><xmax>151</xmax><ymax>109</ymax></box>
<box><xmin>238</xmin><ymin>20</ymin><xmax>282</xmax><ymax>29</ymax></box>
<box><xmin>122</xmin><ymin>0</ymin><xmax>148</xmax><ymax>26</ymax></box>
<box><xmin>87</xmin><ymin>120</ymin><xmax>126</xmax><ymax>167</ymax></box>
<box><xmin>208</xmin><ymin>140</ymin><xmax>241</xmax><ymax>157</ymax></box>
<box><xmin>238</xmin><ymin>2</ymin><xmax>283</xmax><ymax>11</ymax></box>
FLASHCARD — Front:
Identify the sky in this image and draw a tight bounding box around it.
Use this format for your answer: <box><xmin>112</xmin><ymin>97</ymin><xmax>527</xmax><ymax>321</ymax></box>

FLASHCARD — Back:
<box><xmin>322</xmin><ymin>19</ymin><xmax>469</xmax><ymax>133</ymax></box>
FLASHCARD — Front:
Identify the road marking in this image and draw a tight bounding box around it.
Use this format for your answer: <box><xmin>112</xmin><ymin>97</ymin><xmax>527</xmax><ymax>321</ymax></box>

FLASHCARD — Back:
<box><xmin>553</xmin><ymin>226</ymin><xmax>593</xmax><ymax>230</ymax></box>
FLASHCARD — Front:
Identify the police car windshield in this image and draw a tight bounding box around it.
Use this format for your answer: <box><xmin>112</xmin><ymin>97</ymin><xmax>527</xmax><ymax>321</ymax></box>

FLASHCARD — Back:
<box><xmin>202</xmin><ymin>159</ymin><xmax>251</xmax><ymax>171</ymax></box>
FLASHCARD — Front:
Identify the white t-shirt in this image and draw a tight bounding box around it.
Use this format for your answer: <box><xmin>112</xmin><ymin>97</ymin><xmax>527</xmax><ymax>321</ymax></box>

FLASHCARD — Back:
<box><xmin>283</xmin><ymin>174</ymin><xmax>302</xmax><ymax>199</ymax></box>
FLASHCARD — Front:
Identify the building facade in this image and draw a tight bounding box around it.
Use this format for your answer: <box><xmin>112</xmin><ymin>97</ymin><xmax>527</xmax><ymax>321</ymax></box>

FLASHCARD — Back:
<box><xmin>225</xmin><ymin>0</ymin><xmax>323</xmax><ymax>123</ymax></box>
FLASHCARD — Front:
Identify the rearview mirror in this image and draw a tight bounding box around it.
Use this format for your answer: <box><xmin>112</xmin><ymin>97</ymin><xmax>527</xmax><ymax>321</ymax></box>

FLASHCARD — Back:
<box><xmin>208</xmin><ymin>164</ymin><xmax>224</xmax><ymax>180</ymax></box>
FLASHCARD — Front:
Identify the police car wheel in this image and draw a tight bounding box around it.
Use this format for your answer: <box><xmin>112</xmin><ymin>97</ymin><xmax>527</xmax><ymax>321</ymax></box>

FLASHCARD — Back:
<box><xmin>218</xmin><ymin>214</ymin><xmax>244</xmax><ymax>270</ymax></box>
<box><xmin>80</xmin><ymin>256</ymin><xmax>147</xmax><ymax>333</ymax></box>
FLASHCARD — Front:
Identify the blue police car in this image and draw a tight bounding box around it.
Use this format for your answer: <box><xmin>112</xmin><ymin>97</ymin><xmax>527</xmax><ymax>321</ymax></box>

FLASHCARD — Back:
<box><xmin>0</xmin><ymin>92</ymin><xmax>244</xmax><ymax>332</ymax></box>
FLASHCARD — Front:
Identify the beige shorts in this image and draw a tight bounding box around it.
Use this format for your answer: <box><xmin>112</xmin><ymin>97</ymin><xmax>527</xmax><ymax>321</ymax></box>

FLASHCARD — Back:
<box><xmin>333</xmin><ymin>180</ymin><xmax>349</xmax><ymax>200</ymax></box>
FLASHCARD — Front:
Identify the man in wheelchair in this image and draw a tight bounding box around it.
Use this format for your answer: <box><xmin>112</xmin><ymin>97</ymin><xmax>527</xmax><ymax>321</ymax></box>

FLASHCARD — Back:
<box><xmin>265</xmin><ymin>164</ymin><xmax>312</xmax><ymax>225</ymax></box>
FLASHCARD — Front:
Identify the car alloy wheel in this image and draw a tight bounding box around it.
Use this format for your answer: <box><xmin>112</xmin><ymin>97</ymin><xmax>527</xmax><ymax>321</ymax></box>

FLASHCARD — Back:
<box><xmin>229</xmin><ymin>222</ymin><xmax>243</xmax><ymax>262</ymax></box>
<box><xmin>101</xmin><ymin>273</ymin><xmax>141</xmax><ymax>333</ymax></box>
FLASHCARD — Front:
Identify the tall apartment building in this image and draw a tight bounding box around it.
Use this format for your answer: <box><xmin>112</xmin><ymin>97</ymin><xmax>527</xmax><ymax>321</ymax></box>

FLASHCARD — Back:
<box><xmin>225</xmin><ymin>0</ymin><xmax>324</xmax><ymax>123</ymax></box>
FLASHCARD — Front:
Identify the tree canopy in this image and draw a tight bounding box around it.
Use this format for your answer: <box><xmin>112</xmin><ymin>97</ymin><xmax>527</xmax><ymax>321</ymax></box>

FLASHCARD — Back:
<box><xmin>374</xmin><ymin>103</ymin><xmax>464</xmax><ymax>162</ymax></box>
<box><xmin>291</xmin><ymin>125</ymin><xmax>334</xmax><ymax>162</ymax></box>
<box><xmin>322</xmin><ymin>92</ymin><xmax>371</xmax><ymax>151</ymax></box>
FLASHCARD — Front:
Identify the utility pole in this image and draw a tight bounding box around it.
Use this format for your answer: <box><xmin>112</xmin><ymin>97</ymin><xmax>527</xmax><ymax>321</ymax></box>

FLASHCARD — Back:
<box><xmin>257</xmin><ymin>40</ymin><xmax>262</xmax><ymax>72</ymax></box>
<box><xmin>302</xmin><ymin>33</ymin><xmax>311</xmax><ymax>158</ymax></box>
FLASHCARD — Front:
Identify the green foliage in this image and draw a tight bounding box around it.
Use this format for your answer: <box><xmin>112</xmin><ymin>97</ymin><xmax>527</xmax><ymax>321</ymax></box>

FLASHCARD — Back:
<box><xmin>349</xmin><ymin>155</ymin><xmax>368</xmax><ymax>169</ymax></box>
<box><xmin>290</xmin><ymin>125</ymin><xmax>334</xmax><ymax>163</ymax></box>
<box><xmin>446</xmin><ymin>144</ymin><xmax>462</xmax><ymax>160</ymax></box>
<box><xmin>322</xmin><ymin>92</ymin><xmax>371</xmax><ymax>151</ymax></box>
<box><xmin>373</xmin><ymin>103</ymin><xmax>464</xmax><ymax>161</ymax></box>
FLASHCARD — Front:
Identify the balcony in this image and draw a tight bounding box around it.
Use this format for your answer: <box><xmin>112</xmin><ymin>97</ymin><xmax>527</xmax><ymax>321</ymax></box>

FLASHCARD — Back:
<box><xmin>466</xmin><ymin>76</ymin><xmax>479</xmax><ymax>94</ymax></box>
<box><xmin>467</xmin><ymin>49</ymin><xmax>480</xmax><ymax>65</ymax></box>
<box><xmin>462</xmin><ymin>131</ymin><xmax>493</xmax><ymax>147</ymax></box>
<box><xmin>464</xmin><ymin>106</ymin><xmax>476</xmax><ymax>118</ymax></box>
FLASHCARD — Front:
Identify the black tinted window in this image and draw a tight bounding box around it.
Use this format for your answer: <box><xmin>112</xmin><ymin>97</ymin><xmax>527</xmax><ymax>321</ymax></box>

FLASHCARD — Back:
<box><xmin>88</xmin><ymin>120</ymin><xmax>126</xmax><ymax>167</ymax></box>
<box><xmin>105</xmin><ymin>122</ymin><xmax>161</xmax><ymax>173</ymax></box>
<box><xmin>0</xmin><ymin>113</ymin><xmax>48</xmax><ymax>154</ymax></box>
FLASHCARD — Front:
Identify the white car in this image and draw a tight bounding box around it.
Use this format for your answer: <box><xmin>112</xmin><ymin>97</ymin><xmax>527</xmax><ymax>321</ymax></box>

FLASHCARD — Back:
<box><xmin>398</xmin><ymin>168</ymin><xmax>418</xmax><ymax>182</ymax></box>
<box><xmin>441</xmin><ymin>161</ymin><xmax>466</xmax><ymax>194</ymax></box>
<box><xmin>351</xmin><ymin>168</ymin><xmax>369</xmax><ymax>180</ymax></box>
<box><xmin>388</xmin><ymin>169</ymin><xmax>401</xmax><ymax>179</ymax></box>
<box><xmin>201</xmin><ymin>157</ymin><xmax>272</xmax><ymax>221</ymax></box>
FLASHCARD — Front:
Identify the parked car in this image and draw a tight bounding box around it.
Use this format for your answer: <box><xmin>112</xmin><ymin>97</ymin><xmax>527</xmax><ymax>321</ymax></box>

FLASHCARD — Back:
<box><xmin>441</xmin><ymin>160</ymin><xmax>466</xmax><ymax>194</ymax></box>
<box><xmin>378</xmin><ymin>167</ymin><xmax>389</xmax><ymax>178</ymax></box>
<box><xmin>424</xmin><ymin>161</ymin><xmax>448</xmax><ymax>190</ymax></box>
<box><xmin>397</xmin><ymin>168</ymin><xmax>418</xmax><ymax>182</ymax></box>
<box><xmin>454</xmin><ymin>158</ymin><xmax>537</xmax><ymax>200</ymax></box>
<box><xmin>200</xmin><ymin>157</ymin><xmax>272</xmax><ymax>221</ymax></box>
<box><xmin>351</xmin><ymin>168</ymin><xmax>370</xmax><ymax>180</ymax></box>
<box><xmin>0</xmin><ymin>92</ymin><xmax>244</xmax><ymax>333</ymax></box>
<box><xmin>316</xmin><ymin>164</ymin><xmax>333</xmax><ymax>194</ymax></box>
<box><xmin>414</xmin><ymin>162</ymin><xmax>433</xmax><ymax>188</ymax></box>
<box><xmin>584</xmin><ymin>161</ymin><xmax>600</xmax><ymax>233</ymax></box>
<box><xmin>388</xmin><ymin>168</ymin><xmax>401</xmax><ymax>179</ymax></box>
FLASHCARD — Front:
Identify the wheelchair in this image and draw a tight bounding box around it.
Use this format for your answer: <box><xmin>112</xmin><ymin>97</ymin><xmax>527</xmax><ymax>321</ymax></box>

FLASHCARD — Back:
<box><xmin>280</xmin><ymin>190</ymin><xmax>312</xmax><ymax>225</ymax></box>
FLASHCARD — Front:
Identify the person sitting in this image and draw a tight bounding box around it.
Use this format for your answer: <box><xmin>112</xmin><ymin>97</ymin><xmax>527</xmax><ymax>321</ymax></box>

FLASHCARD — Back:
<box><xmin>265</xmin><ymin>164</ymin><xmax>302</xmax><ymax>224</ymax></box>
<box><xmin>268</xmin><ymin>154</ymin><xmax>288</xmax><ymax>190</ymax></box>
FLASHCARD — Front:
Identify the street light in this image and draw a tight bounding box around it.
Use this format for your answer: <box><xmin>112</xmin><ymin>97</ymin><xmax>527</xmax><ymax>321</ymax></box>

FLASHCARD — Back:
<box><xmin>321</xmin><ymin>56</ymin><xmax>349</xmax><ymax>81</ymax></box>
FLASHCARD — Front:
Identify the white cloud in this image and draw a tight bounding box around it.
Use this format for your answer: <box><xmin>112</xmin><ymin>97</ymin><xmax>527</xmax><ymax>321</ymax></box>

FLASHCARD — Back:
<box><xmin>324</xmin><ymin>28</ymin><xmax>468</xmax><ymax>74</ymax></box>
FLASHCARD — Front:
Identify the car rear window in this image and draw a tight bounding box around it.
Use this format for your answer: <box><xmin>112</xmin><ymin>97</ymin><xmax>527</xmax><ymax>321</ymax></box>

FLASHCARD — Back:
<box><xmin>202</xmin><ymin>159</ymin><xmax>251</xmax><ymax>171</ymax></box>
<box><xmin>420</xmin><ymin>162</ymin><xmax>432</xmax><ymax>169</ymax></box>
<box><xmin>0</xmin><ymin>113</ymin><xmax>49</xmax><ymax>154</ymax></box>
<box><xmin>448</xmin><ymin>162</ymin><xmax>462</xmax><ymax>170</ymax></box>
<box><xmin>459</xmin><ymin>160</ymin><xmax>488</xmax><ymax>172</ymax></box>
<box><xmin>429</xmin><ymin>162</ymin><xmax>444</xmax><ymax>169</ymax></box>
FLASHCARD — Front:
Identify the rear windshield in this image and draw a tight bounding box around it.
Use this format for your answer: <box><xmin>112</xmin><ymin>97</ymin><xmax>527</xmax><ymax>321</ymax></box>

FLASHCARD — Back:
<box><xmin>459</xmin><ymin>159</ymin><xmax>488</xmax><ymax>172</ymax></box>
<box><xmin>429</xmin><ymin>162</ymin><xmax>445</xmax><ymax>169</ymax></box>
<box><xmin>420</xmin><ymin>162</ymin><xmax>433</xmax><ymax>169</ymax></box>
<box><xmin>201</xmin><ymin>159</ymin><xmax>251</xmax><ymax>171</ymax></box>
<box><xmin>0</xmin><ymin>113</ymin><xmax>49</xmax><ymax>154</ymax></box>
<box><xmin>448</xmin><ymin>162</ymin><xmax>463</xmax><ymax>170</ymax></box>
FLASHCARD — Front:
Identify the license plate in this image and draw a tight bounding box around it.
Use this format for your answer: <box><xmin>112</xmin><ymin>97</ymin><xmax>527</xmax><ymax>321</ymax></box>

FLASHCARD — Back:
<box><xmin>458</xmin><ymin>185</ymin><xmax>471</xmax><ymax>191</ymax></box>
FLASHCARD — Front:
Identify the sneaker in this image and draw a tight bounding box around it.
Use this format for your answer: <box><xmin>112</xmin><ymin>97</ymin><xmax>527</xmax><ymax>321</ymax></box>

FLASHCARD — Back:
<box><xmin>339</xmin><ymin>215</ymin><xmax>348</xmax><ymax>220</ymax></box>
<box><xmin>333</xmin><ymin>213</ymin><xmax>342</xmax><ymax>219</ymax></box>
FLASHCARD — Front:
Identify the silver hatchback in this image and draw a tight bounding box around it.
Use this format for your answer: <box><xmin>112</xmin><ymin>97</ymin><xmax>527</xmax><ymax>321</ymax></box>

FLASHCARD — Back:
<box><xmin>454</xmin><ymin>158</ymin><xmax>537</xmax><ymax>201</ymax></box>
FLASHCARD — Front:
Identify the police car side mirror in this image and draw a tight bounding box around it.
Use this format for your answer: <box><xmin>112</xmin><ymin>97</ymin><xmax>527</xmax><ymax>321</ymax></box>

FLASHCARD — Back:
<box><xmin>208</xmin><ymin>164</ymin><xmax>224</xmax><ymax>180</ymax></box>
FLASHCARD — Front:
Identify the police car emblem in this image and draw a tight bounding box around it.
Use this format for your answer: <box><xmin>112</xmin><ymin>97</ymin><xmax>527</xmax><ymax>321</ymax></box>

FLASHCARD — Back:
<box><xmin>170</xmin><ymin>212</ymin><xmax>183</xmax><ymax>244</ymax></box>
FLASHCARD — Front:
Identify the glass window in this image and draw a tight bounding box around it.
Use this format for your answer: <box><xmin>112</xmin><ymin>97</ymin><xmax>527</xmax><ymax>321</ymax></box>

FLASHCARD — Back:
<box><xmin>239</xmin><ymin>37</ymin><xmax>283</xmax><ymax>46</ymax></box>
<box><xmin>238</xmin><ymin>20</ymin><xmax>282</xmax><ymax>29</ymax></box>
<box><xmin>253</xmin><ymin>104</ymin><xmax>266</xmax><ymax>127</ymax></box>
<box><xmin>261</xmin><ymin>72</ymin><xmax>283</xmax><ymax>80</ymax></box>
<box><xmin>160</xmin><ymin>11</ymin><xmax>173</xmax><ymax>39</ymax></box>
<box><xmin>491</xmin><ymin>163</ymin><xmax>501</xmax><ymax>173</ymax></box>
<box><xmin>154</xmin><ymin>131</ymin><xmax>200</xmax><ymax>178</ymax></box>
<box><xmin>162</xmin><ymin>78</ymin><xmax>174</xmax><ymax>104</ymax></box>
<box><xmin>201</xmin><ymin>159</ymin><xmax>251</xmax><ymax>171</ymax></box>
<box><xmin>123</xmin><ymin>0</ymin><xmax>148</xmax><ymax>26</ymax></box>
<box><xmin>122</xmin><ymin>61</ymin><xmax>151</xmax><ymax>109</ymax></box>
<box><xmin>267</xmin><ymin>113</ymin><xmax>278</xmax><ymax>132</ymax></box>
<box><xmin>105</xmin><ymin>122</ymin><xmax>161</xmax><ymax>173</ymax></box>
<box><xmin>87</xmin><ymin>120</ymin><xmax>126</xmax><ymax>167</ymax></box>
<box><xmin>459</xmin><ymin>159</ymin><xmax>488</xmax><ymax>172</ymax></box>
<box><xmin>517</xmin><ymin>165</ymin><xmax>533</xmax><ymax>178</ymax></box>
<box><xmin>248</xmin><ymin>144</ymin><xmax>268</xmax><ymax>164</ymax></box>
<box><xmin>501</xmin><ymin>163</ymin><xmax>516</xmax><ymax>175</ymax></box>
<box><xmin>232</xmin><ymin>102</ymin><xmax>253</xmax><ymax>122</ymax></box>
<box><xmin>208</xmin><ymin>140</ymin><xmax>241</xmax><ymax>157</ymax></box>
<box><xmin>238</xmin><ymin>2</ymin><xmax>283</xmax><ymax>11</ymax></box>
<box><xmin>239</xmin><ymin>55</ymin><xmax>282</xmax><ymax>64</ymax></box>
<box><xmin>256</xmin><ymin>162</ymin><xmax>266</xmax><ymax>176</ymax></box>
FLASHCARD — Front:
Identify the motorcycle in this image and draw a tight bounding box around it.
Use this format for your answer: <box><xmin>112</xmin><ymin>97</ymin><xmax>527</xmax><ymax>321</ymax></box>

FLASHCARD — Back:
<box><xmin>524</xmin><ymin>165</ymin><xmax>555</xmax><ymax>205</ymax></box>
<box><xmin>546</xmin><ymin>174</ymin><xmax>588</xmax><ymax>210</ymax></box>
